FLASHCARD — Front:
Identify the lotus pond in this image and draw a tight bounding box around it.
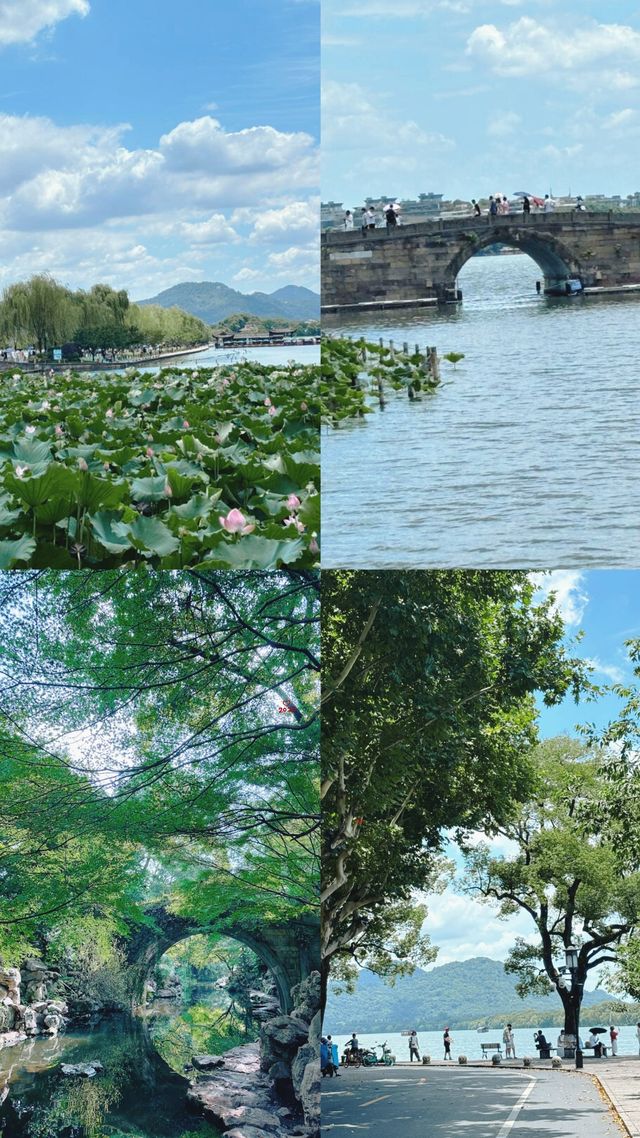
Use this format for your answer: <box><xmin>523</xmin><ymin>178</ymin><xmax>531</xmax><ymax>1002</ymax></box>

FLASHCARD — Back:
<box><xmin>321</xmin><ymin>336</ymin><xmax>439</xmax><ymax>425</ymax></box>
<box><xmin>0</xmin><ymin>361</ymin><xmax>319</xmax><ymax>569</ymax></box>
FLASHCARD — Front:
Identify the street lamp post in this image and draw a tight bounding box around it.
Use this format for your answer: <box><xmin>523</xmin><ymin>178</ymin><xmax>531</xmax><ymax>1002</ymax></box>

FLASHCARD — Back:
<box><xmin>564</xmin><ymin>944</ymin><xmax>583</xmax><ymax>1070</ymax></box>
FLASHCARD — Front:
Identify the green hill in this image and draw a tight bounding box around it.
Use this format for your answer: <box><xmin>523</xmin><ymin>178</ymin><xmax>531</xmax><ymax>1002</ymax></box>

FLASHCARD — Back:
<box><xmin>325</xmin><ymin>957</ymin><xmax>615</xmax><ymax>1033</ymax></box>
<box><xmin>138</xmin><ymin>282</ymin><xmax>320</xmax><ymax>324</ymax></box>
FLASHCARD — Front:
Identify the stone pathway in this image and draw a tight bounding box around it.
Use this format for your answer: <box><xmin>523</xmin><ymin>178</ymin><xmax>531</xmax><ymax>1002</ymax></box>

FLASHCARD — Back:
<box><xmin>187</xmin><ymin>1041</ymin><xmax>305</xmax><ymax>1138</ymax></box>
<box><xmin>588</xmin><ymin>1057</ymin><xmax>640</xmax><ymax>1137</ymax></box>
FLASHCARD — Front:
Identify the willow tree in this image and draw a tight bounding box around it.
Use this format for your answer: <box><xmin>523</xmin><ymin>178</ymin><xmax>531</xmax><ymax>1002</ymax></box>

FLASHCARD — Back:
<box><xmin>321</xmin><ymin>570</ymin><xmax>587</xmax><ymax>1006</ymax></box>
<box><xmin>463</xmin><ymin>736</ymin><xmax>640</xmax><ymax>1039</ymax></box>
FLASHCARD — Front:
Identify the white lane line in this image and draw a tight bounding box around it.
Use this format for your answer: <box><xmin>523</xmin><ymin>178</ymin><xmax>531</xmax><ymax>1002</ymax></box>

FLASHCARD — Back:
<box><xmin>496</xmin><ymin>1080</ymin><xmax>536</xmax><ymax>1137</ymax></box>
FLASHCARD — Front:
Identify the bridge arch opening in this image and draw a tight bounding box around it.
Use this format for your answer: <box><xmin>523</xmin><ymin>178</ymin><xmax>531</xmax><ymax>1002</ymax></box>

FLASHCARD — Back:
<box><xmin>145</xmin><ymin>934</ymin><xmax>277</xmax><ymax>1074</ymax></box>
<box><xmin>448</xmin><ymin>229</ymin><xmax>580</xmax><ymax>296</ymax></box>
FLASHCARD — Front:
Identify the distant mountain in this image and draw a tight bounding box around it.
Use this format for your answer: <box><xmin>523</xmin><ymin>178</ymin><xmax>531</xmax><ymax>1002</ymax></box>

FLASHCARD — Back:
<box><xmin>138</xmin><ymin>282</ymin><xmax>320</xmax><ymax>324</ymax></box>
<box><xmin>325</xmin><ymin>957</ymin><xmax>614</xmax><ymax>1034</ymax></box>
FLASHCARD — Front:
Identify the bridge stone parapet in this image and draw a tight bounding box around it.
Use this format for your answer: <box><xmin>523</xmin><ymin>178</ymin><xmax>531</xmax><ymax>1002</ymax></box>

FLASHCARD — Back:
<box><xmin>321</xmin><ymin>211</ymin><xmax>640</xmax><ymax>309</ymax></box>
<box><xmin>124</xmin><ymin>905</ymin><xmax>319</xmax><ymax>1012</ymax></box>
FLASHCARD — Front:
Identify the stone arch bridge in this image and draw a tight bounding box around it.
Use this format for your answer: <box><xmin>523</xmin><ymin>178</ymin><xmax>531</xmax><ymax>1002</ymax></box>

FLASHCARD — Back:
<box><xmin>321</xmin><ymin>211</ymin><xmax>640</xmax><ymax>309</ymax></box>
<box><xmin>125</xmin><ymin>905</ymin><xmax>319</xmax><ymax>1012</ymax></box>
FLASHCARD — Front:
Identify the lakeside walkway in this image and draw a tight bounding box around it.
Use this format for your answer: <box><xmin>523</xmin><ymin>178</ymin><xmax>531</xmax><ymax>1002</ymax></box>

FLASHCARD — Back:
<box><xmin>389</xmin><ymin>1056</ymin><xmax>640</xmax><ymax>1135</ymax></box>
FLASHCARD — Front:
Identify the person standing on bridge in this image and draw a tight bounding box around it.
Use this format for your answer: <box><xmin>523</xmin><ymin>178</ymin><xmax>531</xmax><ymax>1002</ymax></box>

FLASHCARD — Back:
<box><xmin>344</xmin><ymin>210</ymin><xmax>354</xmax><ymax>230</ymax></box>
<box><xmin>522</xmin><ymin>196</ymin><xmax>531</xmax><ymax>218</ymax></box>
<box><xmin>543</xmin><ymin>194</ymin><xmax>555</xmax><ymax>213</ymax></box>
<box><xmin>489</xmin><ymin>196</ymin><xmax>498</xmax><ymax>219</ymax></box>
<box><xmin>385</xmin><ymin>204</ymin><xmax>397</xmax><ymax>231</ymax></box>
<box><xmin>471</xmin><ymin>199</ymin><xmax>482</xmax><ymax>217</ymax></box>
<box><xmin>365</xmin><ymin>206</ymin><xmax>376</xmax><ymax>230</ymax></box>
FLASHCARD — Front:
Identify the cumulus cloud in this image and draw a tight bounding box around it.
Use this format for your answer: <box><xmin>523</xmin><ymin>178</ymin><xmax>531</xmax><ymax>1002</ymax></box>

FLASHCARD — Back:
<box><xmin>467</xmin><ymin>17</ymin><xmax>640</xmax><ymax>79</ymax></box>
<box><xmin>531</xmin><ymin>570</ymin><xmax>589</xmax><ymax>627</ymax></box>
<box><xmin>487</xmin><ymin>110</ymin><xmax>521</xmax><ymax>137</ymax></box>
<box><xmin>0</xmin><ymin>0</ymin><xmax>89</xmax><ymax>45</ymax></box>
<box><xmin>322</xmin><ymin>79</ymin><xmax>454</xmax><ymax>158</ymax></box>
<box><xmin>0</xmin><ymin>110</ymin><xmax>319</xmax><ymax>295</ymax></box>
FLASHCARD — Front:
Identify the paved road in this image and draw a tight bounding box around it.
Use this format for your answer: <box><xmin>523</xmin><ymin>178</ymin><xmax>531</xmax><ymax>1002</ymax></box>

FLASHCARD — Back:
<box><xmin>321</xmin><ymin>1066</ymin><xmax>625</xmax><ymax>1137</ymax></box>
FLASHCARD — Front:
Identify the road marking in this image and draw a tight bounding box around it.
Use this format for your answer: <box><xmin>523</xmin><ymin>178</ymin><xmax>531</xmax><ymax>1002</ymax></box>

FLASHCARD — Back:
<box><xmin>360</xmin><ymin>1095</ymin><xmax>392</xmax><ymax>1108</ymax></box>
<box><xmin>496</xmin><ymin>1080</ymin><xmax>536</xmax><ymax>1137</ymax></box>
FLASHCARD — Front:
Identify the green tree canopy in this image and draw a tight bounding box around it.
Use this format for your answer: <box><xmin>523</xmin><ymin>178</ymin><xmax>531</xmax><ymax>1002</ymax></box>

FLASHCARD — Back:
<box><xmin>321</xmin><ymin>570</ymin><xmax>587</xmax><ymax>1003</ymax></box>
<box><xmin>463</xmin><ymin>736</ymin><xmax>640</xmax><ymax>1037</ymax></box>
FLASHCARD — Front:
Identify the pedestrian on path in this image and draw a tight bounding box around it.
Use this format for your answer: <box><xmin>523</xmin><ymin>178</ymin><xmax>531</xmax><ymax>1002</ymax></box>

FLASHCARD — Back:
<box><xmin>523</xmin><ymin>196</ymin><xmax>531</xmax><ymax>218</ymax></box>
<box><xmin>409</xmin><ymin>1030</ymin><xmax>421</xmax><ymax>1062</ymax></box>
<box><xmin>489</xmin><ymin>196</ymin><xmax>498</xmax><ymax>219</ymax></box>
<box><xmin>327</xmin><ymin>1035</ymin><xmax>340</xmax><ymax>1074</ymax></box>
<box><xmin>344</xmin><ymin>210</ymin><xmax>354</xmax><ymax>230</ymax></box>
<box><xmin>609</xmin><ymin>1026</ymin><xmax>619</xmax><ymax>1055</ymax></box>
<box><xmin>443</xmin><ymin>1028</ymin><xmax>452</xmax><ymax>1060</ymax></box>
<box><xmin>503</xmin><ymin>1024</ymin><xmax>516</xmax><ymax>1058</ymax></box>
<box><xmin>471</xmin><ymin>199</ymin><xmax>481</xmax><ymax>217</ymax></box>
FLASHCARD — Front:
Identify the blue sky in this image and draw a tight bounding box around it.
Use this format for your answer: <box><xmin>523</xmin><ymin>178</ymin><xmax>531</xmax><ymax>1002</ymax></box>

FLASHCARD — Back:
<box><xmin>424</xmin><ymin>569</ymin><xmax>640</xmax><ymax>975</ymax></box>
<box><xmin>0</xmin><ymin>0</ymin><xmax>319</xmax><ymax>298</ymax></box>
<box><xmin>323</xmin><ymin>0</ymin><xmax>640</xmax><ymax>206</ymax></box>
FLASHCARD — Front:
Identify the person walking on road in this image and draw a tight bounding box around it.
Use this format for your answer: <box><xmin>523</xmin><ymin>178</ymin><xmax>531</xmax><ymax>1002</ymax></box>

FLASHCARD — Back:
<box><xmin>409</xmin><ymin>1031</ymin><xmax>421</xmax><ymax>1062</ymax></box>
<box><xmin>443</xmin><ymin>1028</ymin><xmax>452</xmax><ymax>1060</ymax></box>
<box><xmin>609</xmin><ymin>1026</ymin><xmax>619</xmax><ymax>1056</ymax></box>
<box><xmin>503</xmin><ymin>1024</ymin><xmax>516</xmax><ymax>1058</ymax></box>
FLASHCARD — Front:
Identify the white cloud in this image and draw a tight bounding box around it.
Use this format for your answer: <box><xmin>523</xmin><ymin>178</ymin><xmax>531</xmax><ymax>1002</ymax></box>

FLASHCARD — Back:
<box><xmin>606</xmin><ymin>108</ymin><xmax>637</xmax><ymax>130</ymax></box>
<box><xmin>487</xmin><ymin>110</ymin><xmax>521</xmax><ymax>137</ymax></box>
<box><xmin>467</xmin><ymin>17</ymin><xmax>640</xmax><ymax>79</ymax></box>
<box><xmin>531</xmin><ymin>570</ymin><xmax>589</xmax><ymax>628</ymax></box>
<box><xmin>249</xmin><ymin>200</ymin><xmax>319</xmax><ymax>243</ymax></box>
<box><xmin>584</xmin><ymin>657</ymin><xmax>627</xmax><ymax>686</ymax></box>
<box><xmin>0</xmin><ymin>110</ymin><xmax>319</xmax><ymax>295</ymax></box>
<box><xmin>0</xmin><ymin>0</ymin><xmax>88</xmax><ymax>45</ymax></box>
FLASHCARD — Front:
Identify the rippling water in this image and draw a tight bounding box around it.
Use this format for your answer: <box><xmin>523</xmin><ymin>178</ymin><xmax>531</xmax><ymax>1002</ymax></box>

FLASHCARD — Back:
<box><xmin>322</xmin><ymin>254</ymin><xmax>640</xmax><ymax>568</ymax></box>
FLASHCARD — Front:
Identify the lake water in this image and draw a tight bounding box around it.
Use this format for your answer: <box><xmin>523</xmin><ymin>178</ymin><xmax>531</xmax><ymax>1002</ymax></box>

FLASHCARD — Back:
<box><xmin>322</xmin><ymin>254</ymin><xmax>640</xmax><ymax>568</ymax></box>
<box><xmin>327</xmin><ymin>1024</ymin><xmax>640</xmax><ymax>1062</ymax></box>
<box><xmin>0</xmin><ymin>985</ymin><xmax>258</xmax><ymax>1138</ymax></box>
<box><xmin>120</xmin><ymin>342</ymin><xmax>320</xmax><ymax>374</ymax></box>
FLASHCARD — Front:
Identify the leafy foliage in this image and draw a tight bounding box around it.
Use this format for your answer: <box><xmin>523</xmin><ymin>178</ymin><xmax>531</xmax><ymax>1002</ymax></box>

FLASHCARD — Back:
<box><xmin>463</xmin><ymin>736</ymin><xmax>640</xmax><ymax>1035</ymax></box>
<box><xmin>320</xmin><ymin>337</ymin><xmax>440</xmax><ymax>425</ymax></box>
<box><xmin>321</xmin><ymin>571</ymin><xmax>588</xmax><ymax>1004</ymax></box>
<box><xmin>0</xmin><ymin>360</ymin><xmax>319</xmax><ymax>568</ymax></box>
<box><xmin>0</xmin><ymin>571</ymin><xmax>319</xmax><ymax>975</ymax></box>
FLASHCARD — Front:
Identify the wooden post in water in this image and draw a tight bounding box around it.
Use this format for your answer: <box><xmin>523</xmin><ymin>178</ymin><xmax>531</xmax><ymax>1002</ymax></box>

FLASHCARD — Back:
<box><xmin>429</xmin><ymin>346</ymin><xmax>441</xmax><ymax>382</ymax></box>
<box><xmin>403</xmin><ymin>342</ymin><xmax>409</xmax><ymax>355</ymax></box>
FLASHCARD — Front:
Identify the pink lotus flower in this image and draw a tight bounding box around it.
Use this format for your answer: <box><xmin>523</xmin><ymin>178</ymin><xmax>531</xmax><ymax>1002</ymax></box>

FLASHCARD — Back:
<box><xmin>25</xmin><ymin>425</ymin><xmax>36</xmax><ymax>435</ymax></box>
<box><xmin>219</xmin><ymin>508</ymin><xmax>254</xmax><ymax>535</ymax></box>
<box><xmin>183</xmin><ymin>420</ymin><xmax>190</xmax><ymax>428</ymax></box>
<box><xmin>284</xmin><ymin>515</ymin><xmax>306</xmax><ymax>534</ymax></box>
<box><xmin>300</xmin><ymin>401</ymin><xmax>308</xmax><ymax>412</ymax></box>
<box><xmin>78</xmin><ymin>457</ymin><xmax>89</xmax><ymax>471</ymax></box>
<box><xmin>286</xmin><ymin>494</ymin><xmax>301</xmax><ymax>511</ymax></box>
<box><xmin>264</xmin><ymin>397</ymin><xmax>272</xmax><ymax>406</ymax></box>
<box><xmin>55</xmin><ymin>425</ymin><xmax>63</xmax><ymax>437</ymax></box>
<box><xmin>146</xmin><ymin>447</ymin><xmax>154</xmax><ymax>457</ymax></box>
<box><xmin>106</xmin><ymin>408</ymin><xmax>114</xmax><ymax>419</ymax></box>
<box><xmin>309</xmin><ymin>537</ymin><xmax>319</xmax><ymax>554</ymax></box>
<box><xmin>164</xmin><ymin>482</ymin><xmax>173</xmax><ymax>497</ymax></box>
<box><xmin>268</xmin><ymin>406</ymin><xmax>277</xmax><ymax>417</ymax></box>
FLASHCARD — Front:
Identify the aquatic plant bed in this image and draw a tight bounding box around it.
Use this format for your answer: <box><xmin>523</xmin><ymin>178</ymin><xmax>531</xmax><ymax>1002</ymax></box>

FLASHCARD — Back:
<box><xmin>0</xmin><ymin>362</ymin><xmax>319</xmax><ymax>569</ymax></box>
<box><xmin>321</xmin><ymin>336</ymin><xmax>440</xmax><ymax>425</ymax></box>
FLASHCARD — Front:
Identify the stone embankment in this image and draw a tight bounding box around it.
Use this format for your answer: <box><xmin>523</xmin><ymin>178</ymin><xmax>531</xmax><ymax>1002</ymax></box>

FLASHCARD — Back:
<box><xmin>0</xmin><ymin>961</ymin><xmax>68</xmax><ymax>1050</ymax></box>
<box><xmin>188</xmin><ymin>971</ymin><xmax>320</xmax><ymax>1138</ymax></box>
